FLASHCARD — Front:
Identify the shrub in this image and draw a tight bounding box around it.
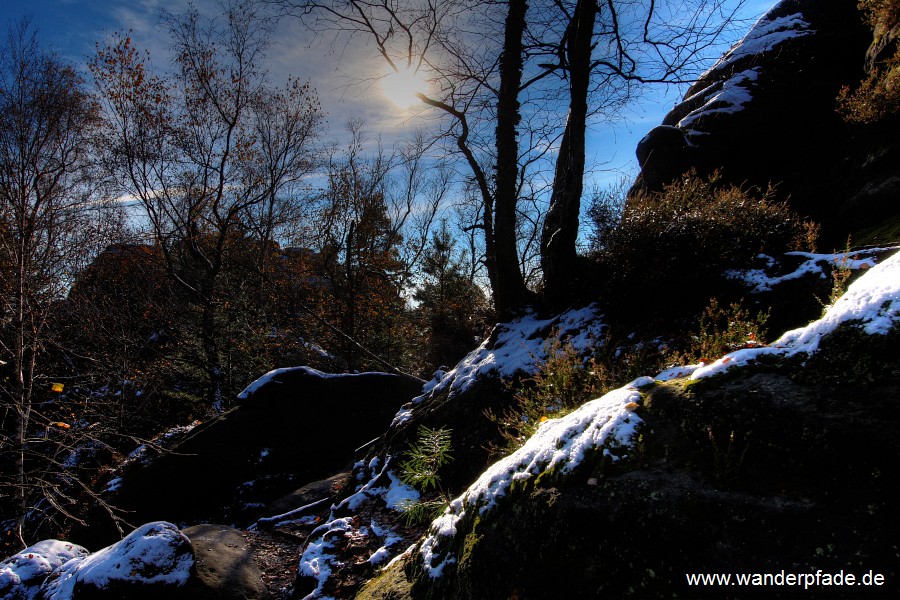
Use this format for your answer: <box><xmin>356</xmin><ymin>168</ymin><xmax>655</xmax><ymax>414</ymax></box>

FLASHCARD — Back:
<box><xmin>597</xmin><ymin>171</ymin><xmax>813</xmax><ymax>322</ymax></box>
<box><xmin>586</xmin><ymin>179</ymin><xmax>629</xmax><ymax>253</ymax></box>
<box><xmin>487</xmin><ymin>337</ymin><xmax>601</xmax><ymax>454</ymax></box>
<box><xmin>674</xmin><ymin>297</ymin><xmax>770</xmax><ymax>363</ymax></box>
<box><xmin>838</xmin><ymin>0</ymin><xmax>900</xmax><ymax>123</ymax></box>
<box><xmin>488</xmin><ymin>334</ymin><xmax>665</xmax><ymax>455</ymax></box>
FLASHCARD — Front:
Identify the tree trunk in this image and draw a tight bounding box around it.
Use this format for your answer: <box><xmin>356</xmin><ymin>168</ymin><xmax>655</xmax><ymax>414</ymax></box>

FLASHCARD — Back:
<box><xmin>540</xmin><ymin>0</ymin><xmax>597</xmax><ymax>309</ymax></box>
<box><xmin>492</xmin><ymin>0</ymin><xmax>531</xmax><ymax>317</ymax></box>
<box><xmin>200</xmin><ymin>299</ymin><xmax>225</xmax><ymax>410</ymax></box>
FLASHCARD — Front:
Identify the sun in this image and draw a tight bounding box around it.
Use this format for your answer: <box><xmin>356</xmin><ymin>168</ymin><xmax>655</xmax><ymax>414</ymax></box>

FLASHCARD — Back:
<box><xmin>380</xmin><ymin>67</ymin><xmax>428</xmax><ymax>108</ymax></box>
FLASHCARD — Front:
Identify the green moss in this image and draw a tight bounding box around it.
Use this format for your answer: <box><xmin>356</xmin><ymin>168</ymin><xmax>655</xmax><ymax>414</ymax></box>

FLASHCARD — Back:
<box><xmin>852</xmin><ymin>212</ymin><xmax>900</xmax><ymax>247</ymax></box>
<box><xmin>459</xmin><ymin>518</ymin><xmax>483</xmax><ymax>567</ymax></box>
<box><xmin>356</xmin><ymin>558</ymin><xmax>414</xmax><ymax>600</ymax></box>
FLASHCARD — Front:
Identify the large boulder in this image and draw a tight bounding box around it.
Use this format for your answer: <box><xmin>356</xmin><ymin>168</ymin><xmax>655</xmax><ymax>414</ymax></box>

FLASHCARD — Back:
<box><xmin>0</xmin><ymin>540</ymin><xmax>88</xmax><ymax>600</ymax></box>
<box><xmin>180</xmin><ymin>524</ymin><xmax>267</xmax><ymax>600</ymax></box>
<box><xmin>37</xmin><ymin>522</ymin><xmax>193</xmax><ymax>600</ymax></box>
<box><xmin>78</xmin><ymin>368</ymin><xmax>422</xmax><ymax>547</ymax></box>
<box><xmin>631</xmin><ymin>0</ymin><xmax>899</xmax><ymax>246</ymax></box>
<box><xmin>402</xmin><ymin>368</ymin><xmax>900</xmax><ymax>598</ymax></box>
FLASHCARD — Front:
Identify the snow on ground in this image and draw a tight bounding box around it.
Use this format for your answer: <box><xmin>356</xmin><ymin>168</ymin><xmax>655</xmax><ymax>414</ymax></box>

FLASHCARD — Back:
<box><xmin>0</xmin><ymin>540</ymin><xmax>88</xmax><ymax>600</ymax></box>
<box><xmin>392</xmin><ymin>305</ymin><xmax>605</xmax><ymax>427</ymax></box>
<box><xmin>297</xmin><ymin>517</ymin><xmax>354</xmax><ymax>599</ymax></box>
<box><xmin>295</xmin><ymin>457</ymin><xmax>419</xmax><ymax>599</ymax></box>
<box><xmin>727</xmin><ymin>248</ymin><xmax>889</xmax><ymax>294</ymax></box>
<box><xmin>418</xmin><ymin>384</ymin><xmax>643</xmax><ymax>578</ymax></box>
<box><xmin>367</xmin><ymin>521</ymin><xmax>404</xmax><ymax>566</ymax></box>
<box><xmin>40</xmin><ymin>522</ymin><xmax>192</xmax><ymax>600</ymax></box>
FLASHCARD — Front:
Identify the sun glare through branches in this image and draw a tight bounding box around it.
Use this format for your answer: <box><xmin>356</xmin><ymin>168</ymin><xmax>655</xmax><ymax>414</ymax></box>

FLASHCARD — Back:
<box><xmin>380</xmin><ymin>67</ymin><xmax>428</xmax><ymax>108</ymax></box>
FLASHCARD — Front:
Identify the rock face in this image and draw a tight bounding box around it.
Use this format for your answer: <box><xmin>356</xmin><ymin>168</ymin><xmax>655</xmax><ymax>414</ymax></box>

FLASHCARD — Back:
<box><xmin>632</xmin><ymin>0</ymin><xmax>899</xmax><ymax>246</ymax></box>
<box><xmin>350</xmin><ymin>250</ymin><xmax>900</xmax><ymax>599</ymax></box>
<box><xmin>407</xmin><ymin>368</ymin><xmax>900</xmax><ymax>598</ymax></box>
<box><xmin>78</xmin><ymin>368</ymin><xmax>422</xmax><ymax>547</ymax></box>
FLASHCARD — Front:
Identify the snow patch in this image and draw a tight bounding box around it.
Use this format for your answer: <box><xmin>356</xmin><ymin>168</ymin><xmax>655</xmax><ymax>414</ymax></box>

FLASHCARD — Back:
<box><xmin>692</xmin><ymin>249</ymin><xmax>900</xmax><ymax>379</ymax></box>
<box><xmin>679</xmin><ymin>69</ymin><xmax>758</xmax><ymax>131</ymax></box>
<box><xmin>297</xmin><ymin>518</ymin><xmax>354</xmax><ymax>599</ymax></box>
<box><xmin>711</xmin><ymin>12</ymin><xmax>814</xmax><ymax>72</ymax></box>
<box><xmin>294</xmin><ymin>458</ymin><xmax>419</xmax><ymax>597</ymax></box>
<box><xmin>727</xmin><ymin>249</ymin><xmax>888</xmax><ymax>294</ymax></box>
<box><xmin>0</xmin><ymin>540</ymin><xmax>88</xmax><ymax>600</ymax></box>
<box><xmin>415</xmin><ymin>304</ymin><xmax>605</xmax><ymax>401</ymax></box>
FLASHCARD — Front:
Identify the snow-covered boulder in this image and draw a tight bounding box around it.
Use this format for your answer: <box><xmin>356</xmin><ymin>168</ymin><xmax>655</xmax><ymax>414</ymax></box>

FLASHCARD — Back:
<box><xmin>632</xmin><ymin>0</ymin><xmax>900</xmax><ymax>246</ymax></box>
<box><xmin>38</xmin><ymin>522</ymin><xmax>193</xmax><ymax>599</ymax></box>
<box><xmin>0</xmin><ymin>541</ymin><xmax>87</xmax><ymax>600</ymax></box>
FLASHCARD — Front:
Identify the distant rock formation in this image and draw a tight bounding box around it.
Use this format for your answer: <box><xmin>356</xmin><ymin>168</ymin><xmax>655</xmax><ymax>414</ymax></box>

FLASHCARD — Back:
<box><xmin>632</xmin><ymin>0</ymin><xmax>900</xmax><ymax>246</ymax></box>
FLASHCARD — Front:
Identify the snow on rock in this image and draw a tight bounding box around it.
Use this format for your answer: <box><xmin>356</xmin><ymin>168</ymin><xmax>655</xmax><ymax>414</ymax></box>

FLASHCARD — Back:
<box><xmin>692</xmin><ymin>249</ymin><xmax>900</xmax><ymax>379</ymax></box>
<box><xmin>676</xmin><ymin>8</ymin><xmax>815</xmax><ymax>135</ymax></box>
<box><xmin>727</xmin><ymin>248</ymin><xmax>890</xmax><ymax>294</ymax></box>
<box><xmin>679</xmin><ymin>69</ymin><xmax>759</xmax><ymax>132</ymax></box>
<box><xmin>237</xmin><ymin>366</ymin><xmax>396</xmax><ymax>400</ymax></box>
<box><xmin>39</xmin><ymin>522</ymin><xmax>193</xmax><ymax>600</ymax></box>
<box><xmin>394</xmin><ymin>305</ymin><xmax>605</xmax><ymax>428</ymax></box>
<box><xmin>237</xmin><ymin>366</ymin><xmax>307</xmax><ymax>400</ymax></box>
<box><xmin>0</xmin><ymin>540</ymin><xmax>88</xmax><ymax>600</ymax></box>
<box><xmin>711</xmin><ymin>11</ymin><xmax>814</xmax><ymax>72</ymax></box>
<box><xmin>413</xmin><ymin>250</ymin><xmax>900</xmax><ymax>578</ymax></box>
<box><xmin>418</xmin><ymin>382</ymin><xmax>644</xmax><ymax>578</ymax></box>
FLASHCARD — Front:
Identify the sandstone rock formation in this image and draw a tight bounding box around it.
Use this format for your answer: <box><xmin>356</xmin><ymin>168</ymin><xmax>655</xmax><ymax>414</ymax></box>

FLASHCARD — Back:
<box><xmin>632</xmin><ymin>0</ymin><xmax>899</xmax><ymax>246</ymax></box>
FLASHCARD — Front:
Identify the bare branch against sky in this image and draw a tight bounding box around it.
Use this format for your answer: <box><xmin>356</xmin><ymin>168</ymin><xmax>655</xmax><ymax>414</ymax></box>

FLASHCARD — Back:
<box><xmin>0</xmin><ymin>0</ymin><xmax>776</xmax><ymax>185</ymax></box>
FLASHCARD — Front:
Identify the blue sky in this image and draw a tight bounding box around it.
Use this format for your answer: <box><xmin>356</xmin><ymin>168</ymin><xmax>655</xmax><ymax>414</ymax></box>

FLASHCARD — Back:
<box><xmin>0</xmin><ymin>0</ymin><xmax>778</xmax><ymax>188</ymax></box>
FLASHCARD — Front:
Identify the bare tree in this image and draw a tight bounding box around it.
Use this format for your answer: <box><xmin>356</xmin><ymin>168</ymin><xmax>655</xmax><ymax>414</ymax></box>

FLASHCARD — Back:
<box><xmin>266</xmin><ymin>0</ymin><xmax>745</xmax><ymax>314</ymax></box>
<box><xmin>306</xmin><ymin>120</ymin><xmax>448</xmax><ymax>371</ymax></box>
<box><xmin>0</xmin><ymin>18</ymin><xmax>111</xmax><ymax>545</ymax></box>
<box><xmin>90</xmin><ymin>0</ymin><xmax>323</xmax><ymax>408</ymax></box>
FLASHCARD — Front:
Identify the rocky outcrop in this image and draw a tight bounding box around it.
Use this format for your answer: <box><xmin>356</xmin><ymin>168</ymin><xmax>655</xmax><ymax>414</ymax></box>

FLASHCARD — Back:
<box><xmin>352</xmin><ymin>250</ymin><xmax>900</xmax><ymax>599</ymax></box>
<box><xmin>632</xmin><ymin>0</ymin><xmax>900</xmax><ymax>246</ymax></box>
<box><xmin>76</xmin><ymin>368</ymin><xmax>422</xmax><ymax>547</ymax></box>
<box><xmin>395</xmin><ymin>366</ymin><xmax>900</xmax><ymax>598</ymax></box>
